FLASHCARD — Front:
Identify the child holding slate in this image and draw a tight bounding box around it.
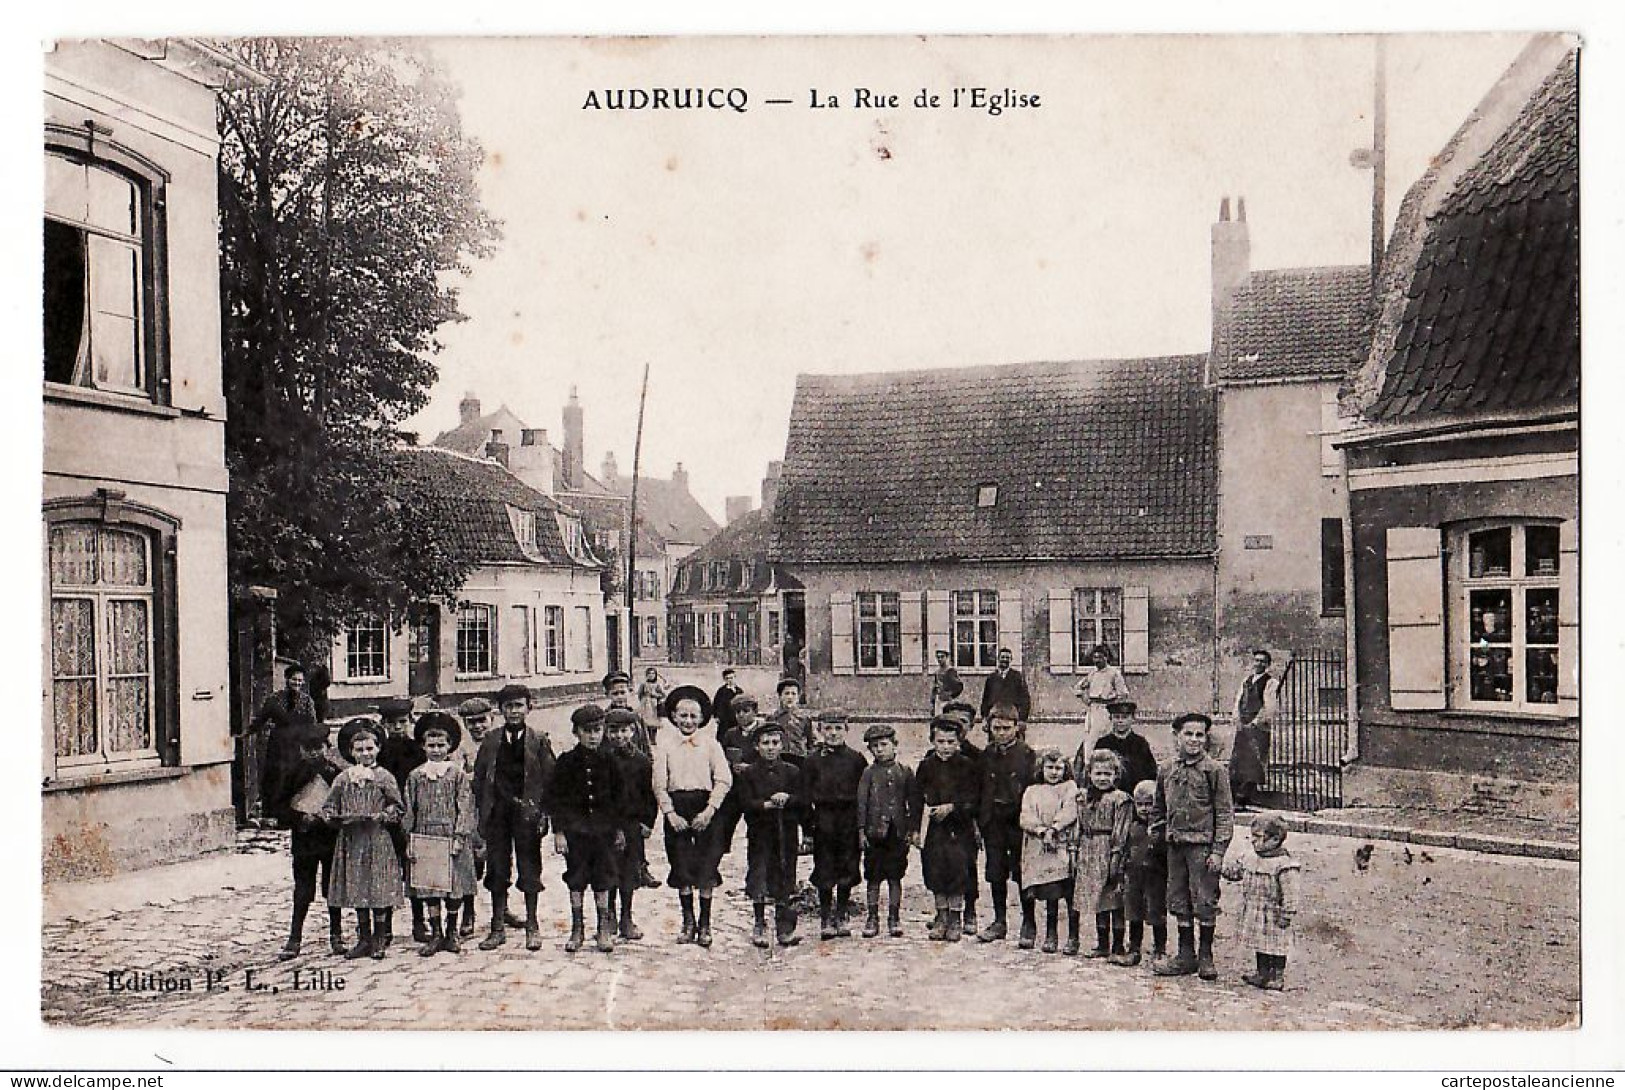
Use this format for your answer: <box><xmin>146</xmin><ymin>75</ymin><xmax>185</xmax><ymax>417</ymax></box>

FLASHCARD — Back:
<box><xmin>402</xmin><ymin>712</ymin><xmax>477</xmax><ymax>956</ymax></box>
<box><xmin>322</xmin><ymin>719</ymin><xmax>406</xmax><ymax>960</ymax></box>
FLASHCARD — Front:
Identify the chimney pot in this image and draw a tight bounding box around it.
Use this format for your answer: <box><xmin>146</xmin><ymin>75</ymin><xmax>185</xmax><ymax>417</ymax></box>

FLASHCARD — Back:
<box><xmin>1238</xmin><ymin>196</ymin><xmax>1247</xmax><ymax>222</ymax></box>
<box><xmin>459</xmin><ymin>392</ymin><xmax>482</xmax><ymax>426</ymax></box>
<box><xmin>1219</xmin><ymin>196</ymin><xmax>1230</xmax><ymax>222</ymax></box>
<box><xmin>487</xmin><ymin>441</ymin><xmax>510</xmax><ymax>469</ymax></box>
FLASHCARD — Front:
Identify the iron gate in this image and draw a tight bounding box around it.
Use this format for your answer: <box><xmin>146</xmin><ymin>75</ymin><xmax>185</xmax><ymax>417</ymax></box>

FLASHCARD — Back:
<box><xmin>1267</xmin><ymin>650</ymin><xmax>1347</xmax><ymax>810</ymax></box>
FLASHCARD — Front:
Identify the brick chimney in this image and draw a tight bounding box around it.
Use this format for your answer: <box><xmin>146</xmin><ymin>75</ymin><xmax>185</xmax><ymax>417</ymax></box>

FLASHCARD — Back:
<box><xmin>1210</xmin><ymin>196</ymin><xmax>1251</xmax><ymax>381</ymax></box>
<box><xmin>562</xmin><ymin>386</ymin><xmax>584</xmax><ymax>490</ymax></box>
<box><xmin>761</xmin><ymin>460</ymin><xmax>783</xmax><ymax>514</ymax></box>
<box><xmin>510</xmin><ymin>428</ymin><xmax>554</xmax><ymax>495</ymax></box>
<box><xmin>601</xmin><ymin>451</ymin><xmax>619</xmax><ymax>486</ymax></box>
<box><xmin>459</xmin><ymin>391</ymin><xmax>482</xmax><ymax>426</ymax></box>
<box><xmin>486</xmin><ymin>440</ymin><xmax>510</xmax><ymax>469</ymax></box>
<box><xmin>725</xmin><ymin>495</ymin><xmax>753</xmax><ymax>524</ymax></box>
<box><xmin>672</xmin><ymin>462</ymin><xmax>690</xmax><ymax>494</ymax></box>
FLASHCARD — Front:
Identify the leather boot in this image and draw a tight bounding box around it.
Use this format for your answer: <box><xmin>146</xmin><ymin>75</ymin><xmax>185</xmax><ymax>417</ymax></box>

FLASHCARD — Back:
<box><xmin>460</xmin><ymin>895</ymin><xmax>477</xmax><ymax>938</ymax></box>
<box><xmin>411</xmin><ymin>899</ymin><xmax>429</xmax><ymax>944</ymax></box>
<box><xmin>1243</xmin><ymin>951</ymin><xmax>1270</xmax><ymax>988</ymax></box>
<box><xmin>418</xmin><ymin>917</ymin><xmax>443</xmax><ymax>957</ymax></box>
<box><xmin>696</xmin><ymin>896</ymin><xmax>714</xmax><ymax>948</ymax></box>
<box><xmin>944</xmin><ymin>908</ymin><xmax>964</xmax><ymax>943</ymax></box>
<box><xmin>565</xmin><ymin>902</ymin><xmax>586</xmax><ymax>953</ymax></box>
<box><xmin>776</xmin><ymin>904</ymin><xmax>801</xmax><ymax>947</ymax></box>
<box><xmin>1084</xmin><ymin>918</ymin><xmax>1111</xmax><ymax>958</ymax></box>
<box><xmin>1264</xmin><ymin>954</ymin><xmax>1286</xmax><ymax>991</ymax></box>
<box><xmin>1154</xmin><ymin>925</ymin><xmax>1198</xmax><ymax>976</ymax></box>
<box><xmin>480</xmin><ymin>893</ymin><xmax>508</xmax><ymax>950</ymax></box>
<box><xmin>961</xmin><ymin>902</ymin><xmax>979</xmax><ymax>938</ymax></box>
<box><xmin>887</xmin><ymin>903</ymin><xmax>904</xmax><ymax>938</ymax></box>
<box><xmin>1042</xmin><ymin>903</ymin><xmax>1059</xmax><ymax>954</ymax></box>
<box><xmin>619</xmin><ymin>891</ymin><xmax>643</xmax><ymax>941</ymax></box>
<box><xmin>370</xmin><ymin>910</ymin><xmax>390</xmax><ymax>960</ymax></box>
<box><xmin>440</xmin><ymin>907</ymin><xmax>461</xmax><ymax>954</ymax></box>
<box><xmin>863</xmin><ymin>904</ymin><xmax>881</xmax><ymax>938</ymax></box>
<box><xmin>344</xmin><ymin>911</ymin><xmax>373</xmax><ymax>960</ymax></box>
<box><xmin>1197</xmin><ymin>923</ymin><xmax>1218</xmax><ymax>980</ymax></box>
<box><xmin>835</xmin><ymin>889</ymin><xmax>853</xmax><ymax>937</ymax></box>
<box><xmin>524</xmin><ymin>893</ymin><xmax>543</xmax><ymax>952</ymax></box>
<box><xmin>328</xmin><ymin>908</ymin><xmax>346</xmax><ymax>956</ymax></box>
<box><xmin>977</xmin><ymin>908</ymin><xmax>1007</xmax><ymax>943</ymax></box>
<box><xmin>594</xmin><ymin>895</ymin><xmax>616</xmax><ymax>953</ymax></box>
<box><xmin>1063</xmin><ymin>910</ymin><xmax>1081</xmax><ymax>956</ymax></box>
<box><xmin>1017</xmin><ymin>902</ymin><xmax>1037</xmax><ymax>950</ymax></box>
<box><xmin>927</xmin><ymin>906</ymin><xmax>948</xmax><ymax>942</ymax></box>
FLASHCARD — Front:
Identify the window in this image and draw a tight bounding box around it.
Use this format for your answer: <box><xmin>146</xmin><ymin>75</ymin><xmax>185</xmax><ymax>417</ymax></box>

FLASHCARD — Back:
<box><xmin>1321</xmin><ymin>518</ymin><xmax>1347</xmax><ymax>616</ymax></box>
<box><xmin>455</xmin><ymin>603</ymin><xmax>495</xmax><ymax>676</ymax></box>
<box><xmin>556</xmin><ymin>514</ymin><xmax>593</xmax><ymax>563</ymax></box>
<box><xmin>768</xmin><ymin>610</ymin><xmax>781</xmax><ymax>649</ymax></box>
<box><xmin>952</xmin><ymin>590</ymin><xmax>1000</xmax><ymax>668</ymax></box>
<box><xmin>507</xmin><ymin>506</ymin><xmax>543</xmax><ymax>561</ymax></box>
<box><xmin>710</xmin><ymin>610</ymin><xmax>723</xmax><ymax>649</ymax></box>
<box><xmin>344</xmin><ymin>618</ymin><xmax>389</xmax><ymax>680</ymax></box>
<box><xmin>511</xmin><ymin>606</ymin><xmax>533</xmax><ymax>675</ymax></box>
<box><xmin>44</xmin><ymin>130</ymin><xmax>168</xmax><ymax>402</ymax></box>
<box><xmin>1454</xmin><ymin>524</ymin><xmax>1561</xmax><ymax>711</ymax></box>
<box><xmin>645</xmin><ymin>617</ymin><xmax>659</xmax><ymax>648</ymax></box>
<box><xmin>47</xmin><ymin>516</ymin><xmax>165</xmax><ymax>771</ymax></box>
<box><xmin>857</xmin><ymin>592</ymin><xmax>902</xmax><ymax>671</ymax></box>
<box><xmin>543</xmin><ymin>606</ymin><xmax>564</xmax><ymax>671</ymax></box>
<box><xmin>574</xmin><ymin>605</ymin><xmax>593</xmax><ymax>671</ymax></box>
<box><xmin>1074</xmin><ymin>587</ymin><xmax>1124</xmax><ymax>666</ymax></box>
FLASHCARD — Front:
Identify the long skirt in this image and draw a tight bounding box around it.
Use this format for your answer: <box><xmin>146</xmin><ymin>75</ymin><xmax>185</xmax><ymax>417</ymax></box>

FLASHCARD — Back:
<box><xmin>328</xmin><ymin>820</ymin><xmax>405</xmax><ymax>909</ymax></box>
<box><xmin>664</xmin><ymin>789</ymin><xmax>722</xmax><ymax>891</ymax></box>
<box><xmin>1072</xmin><ymin>830</ymin><xmax>1122</xmax><ymax>914</ymax></box>
<box><xmin>1081</xmin><ymin>701</ymin><xmax>1112</xmax><ymax>758</ymax></box>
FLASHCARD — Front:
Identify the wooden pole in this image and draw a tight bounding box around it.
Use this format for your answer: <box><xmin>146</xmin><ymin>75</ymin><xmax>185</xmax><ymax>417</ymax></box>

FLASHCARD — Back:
<box><xmin>1371</xmin><ymin>36</ymin><xmax>1388</xmax><ymax>291</ymax></box>
<box><xmin>625</xmin><ymin>363</ymin><xmax>650</xmax><ymax>670</ymax></box>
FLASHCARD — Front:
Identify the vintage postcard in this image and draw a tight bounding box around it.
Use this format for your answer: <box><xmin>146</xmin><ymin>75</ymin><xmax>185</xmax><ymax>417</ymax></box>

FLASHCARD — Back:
<box><xmin>36</xmin><ymin>31</ymin><xmax>1584</xmax><ymax>1042</ymax></box>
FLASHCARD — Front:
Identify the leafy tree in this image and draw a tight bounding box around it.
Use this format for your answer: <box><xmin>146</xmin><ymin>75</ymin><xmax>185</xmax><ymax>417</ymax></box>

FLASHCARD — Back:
<box><xmin>217</xmin><ymin>38</ymin><xmax>500</xmax><ymax>660</ymax></box>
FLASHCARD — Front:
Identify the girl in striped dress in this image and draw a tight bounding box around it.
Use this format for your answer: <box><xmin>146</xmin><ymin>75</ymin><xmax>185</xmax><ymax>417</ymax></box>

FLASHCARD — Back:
<box><xmin>1073</xmin><ymin>748</ymin><xmax>1133</xmax><ymax>960</ymax></box>
<box><xmin>1222</xmin><ymin>814</ymin><xmax>1301</xmax><ymax>990</ymax></box>
<box><xmin>322</xmin><ymin>719</ymin><xmax>405</xmax><ymax>960</ymax></box>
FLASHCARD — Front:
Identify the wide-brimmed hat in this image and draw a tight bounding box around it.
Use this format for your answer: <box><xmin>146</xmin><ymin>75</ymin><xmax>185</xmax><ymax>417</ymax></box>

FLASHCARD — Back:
<box><xmin>337</xmin><ymin>717</ymin><xmax>385</xmax><ymax>761</ymax></box>
<box><xmin>662</xmin><ymin>685</ymin><xmax>713</xmax><ymax>724</ymax></box>
<box><xmin>413</xmin><ymin>711</ymin><xmax>462</xmax><ymax>751</ymax></box>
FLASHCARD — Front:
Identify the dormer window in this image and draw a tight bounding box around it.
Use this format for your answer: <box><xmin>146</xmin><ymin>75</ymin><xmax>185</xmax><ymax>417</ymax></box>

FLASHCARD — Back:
<box><xmin>506</xmin><ymin>505</ymin><xmax>544</xmax><ymax>561</ymax></box>
<box><xmin>976</xmin><ymin>483</ymin><xmax>998</xmax><ymax>508</ymax></box>
<box><xmin>555</xmin><ymin>512</ymin><xmax>593</xmax><ymax>563</ymax></box>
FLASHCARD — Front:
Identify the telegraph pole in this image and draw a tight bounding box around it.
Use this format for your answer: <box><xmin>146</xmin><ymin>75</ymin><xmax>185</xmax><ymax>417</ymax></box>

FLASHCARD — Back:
<box><xmin>624</xmin><ymin>363</ymin><xmax>650</xmax><ymax>671</ymax></box>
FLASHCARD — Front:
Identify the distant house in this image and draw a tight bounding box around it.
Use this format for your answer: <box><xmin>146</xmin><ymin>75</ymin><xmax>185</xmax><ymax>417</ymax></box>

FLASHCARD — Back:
<box><xmin>1339</xmin><ymin>38</ymin><xmax>1578</xmax><ymax>821</ymax></box>
<box><xmin>771</xmin><ymin>357</ymin><xmax>1217</xmax><ymax>717</ymax></box>
<box><xmin>1208</xmin><ymin>196</ymin><xmax>1371</xmax><ymax>700</ymax></box>
<box><xmin>670</xmin><ymin>464</ymin><xmax>803</xmax><ymax>666</ymax></box>
<box><xmin>326</xmin><ymin>447</ymin><xmax>606</xmax><ymax>710</ymax></box>
<box><xmin>431</xmin><ymin>387</ymin><xmax>720</xmax><ymax>666</ymax></box>
<box><xmin>43</xmin><ymin>40</ymin><xmax>262</xmax><ymax>878</ymax></box>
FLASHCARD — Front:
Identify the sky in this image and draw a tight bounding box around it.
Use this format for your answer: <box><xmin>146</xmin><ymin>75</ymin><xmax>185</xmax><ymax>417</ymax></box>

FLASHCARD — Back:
<box><xmin>406</xmin><ymin>34</ymin><xmax>1531</xmax><ymax>523</ymax></box>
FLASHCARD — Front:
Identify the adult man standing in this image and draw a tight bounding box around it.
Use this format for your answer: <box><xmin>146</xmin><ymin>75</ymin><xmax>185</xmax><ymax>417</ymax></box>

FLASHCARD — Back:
<box><xmin>713</xmin><ymin>668</ymin><xmax>744</xmax><ymax>737</ymax></box>
<box><xmin>1230</xmin><ymin>650</ymin><xmax>1280</xmax><ymax>811</ymax></box>
<box><xmin>931</xmin><ymin>649</ymin><xmax>964</xmax><ymax>717</ymax></box>
<box><xmin>979</xmin><ymin>647</ymin><xmax>1032</xmax><ymax>723</ymax></box>
<box><xmin>472</xmin><ymin>683</ymin><xmax>557</xmax><ymax>951</ymax></box>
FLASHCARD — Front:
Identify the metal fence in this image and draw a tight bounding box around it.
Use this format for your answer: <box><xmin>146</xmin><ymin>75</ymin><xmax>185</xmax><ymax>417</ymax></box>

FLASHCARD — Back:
<box><xmin>1267</xmin><ymin>650</ymin><xmax>1347</xmax><ymax>810</ymax></box>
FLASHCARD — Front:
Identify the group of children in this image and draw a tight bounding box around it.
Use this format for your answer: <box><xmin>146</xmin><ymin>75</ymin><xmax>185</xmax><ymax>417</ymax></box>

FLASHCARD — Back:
<box><xmin>267</xmin><ymin>669</ymin><xmax>1300</xmax><ymax>991</ymax></box>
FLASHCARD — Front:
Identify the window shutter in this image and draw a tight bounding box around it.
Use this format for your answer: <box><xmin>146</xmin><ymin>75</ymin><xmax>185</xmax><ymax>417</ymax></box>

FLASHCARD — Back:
<box><xmin>997</xmin><ymin>590</ymin><xmax>1023</xmax><ymax>667</ymax></box>
<box><xmin>899</xmin><ymin>590</ymin><xmax>925</xmax><ymax>672</ymax></box>
<box><xmin>1558</xmin><ymin>519</ymin><xmax>1578</xmax><ymax>716</ymax></box>
<box><xmin>830</xmin><ymin>592</ymin><xmax>856</xmax><ymax>676</ymax></box>
<box><xmin>1122</xmin><ymin>586</ymin><xmax>1150</xmax><ymax>675</ymax></box>
<box><xmin>926</xmin><ymin>590</ymin><xmax>951</xmax><ymax>662</ymax></box>
<box><xmin>500</xmin><ymin>607</ymin><xmax>523</xmax><ymax>677</ymax></box>
<box><xmin>1385</xmin><ymin>526</ymin><xmax>1446</xmax><ymax>710</ymax></box>
<box><xmin>1048</xmin><ymin>588</ymin><xmax>1075</xmax><ymax>674</ymax></box>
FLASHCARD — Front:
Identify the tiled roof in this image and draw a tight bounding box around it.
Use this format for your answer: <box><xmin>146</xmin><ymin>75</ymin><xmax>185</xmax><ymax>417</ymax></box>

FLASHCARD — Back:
<box><xmin>771</xmin><ymin>356</ymin><xmax>1215</xmax><ymax>564</ymax></box>
<box><xmin>672</xmin><ymin>508</ymin><xmax>800</xmax><ymax>600</ymax></box>
<box><xmin>1216</xmin><ymin>265</ymin><xmax>1371</xmax><ymax>381</ymax></box>
<box><xmin>608</xmin><ymin>476</ymin><xmax>720</xmax><ymax>547</ymax></box>
<box><xmin>393</xmin><ymin>448</ymin><xmax>596</xmax><ymax>570</ymax></box>
<box><xmin>429</xmin><ymin>405</ymin><xmax>532</xmax><ymax>455</ymax></box>
<box><xmin>1366</xmin><ymin>50</ymin><xmax>1578</xmax><ymax>422</ymax></box>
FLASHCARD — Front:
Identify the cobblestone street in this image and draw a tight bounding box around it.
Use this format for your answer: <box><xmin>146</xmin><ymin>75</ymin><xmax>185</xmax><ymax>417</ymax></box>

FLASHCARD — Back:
<box><xmin>43</xmin><ymin>750</ymin><xmax>1579</xmax><ymax>1032</ymax></box>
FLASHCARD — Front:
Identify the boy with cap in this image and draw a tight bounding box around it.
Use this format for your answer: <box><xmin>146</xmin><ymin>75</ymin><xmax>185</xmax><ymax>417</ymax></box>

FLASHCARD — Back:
<box><xmin>270</xmin><ymin>722</ymin><xmax>346</xmax><ymax>960</ymax></box>
<box><xmin>601</xmin><ymin>671</ymin><xmax>650</xmax><ymax>756</ymax></box>
<box><xmin>1087</xmin><ymin>700</ymin><xmax>1159</xmax><ymax>796</ymax></box>
<box><xmin>913</xmin><ymin>716</ymin><xmax>981</xmax><ymax>941</ymax></box>
<box><xmin>605</xmin><ymin>706</ymin><xmax>657</xmax><ymax>941</ymax></box>
<box><xmin>376</xmin><ymin>697</ymin><xmax>429</xmax><ymax>943</ymax></box>
<box><xmin>736</xmin><ymin>719</ymin><xmax>805</xmax><ymax>947</ymax></box>
<box><xmin>550</xmin><ymin>704</ymin><xmax>627</xmax><ymax>953</ymax></box>
<box><xmin>941</xmin><ymin>700</ymin><xmax>985</xmax><ymax>935</ymax></box>
<box><xmin>471</xmin><ymin>683</ymin><xmax>557</xmax><ymax>952</ymax></box>
<box><xmin>802</xmin><ymin>708</ymin><xmax>868</xmax><ymax>939</ymax></box>
<box><xmin>1151</xmin><ymin>712</ymin><xmax>1234</xmax><ymax>980</ymax></box>
<box><xmin>977</xmin><ymin>701</ymin><xmax>1041</xmax><ymax>946</ymax></box>
<box><xmin>856</xmin><ymin>723</ymin><xmax>916</xmax><ymax>938</ymax></box>
<box><xmin>453</xmin><ymin>696</ymin><xmax>493</xmax><ymax>936</ymax></box>
<box><xmin>709</xmin><ymin>690</ymin><xmax>761</xmax><ymax>867</ymax></box>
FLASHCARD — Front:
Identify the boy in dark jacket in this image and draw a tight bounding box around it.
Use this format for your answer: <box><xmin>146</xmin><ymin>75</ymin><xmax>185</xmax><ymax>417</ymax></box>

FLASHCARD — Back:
<box><xmin>1151</xmin><ymin>712</ymin><xmax>1235</xmax><ymax>980</ymax></box>
<box><xmin>1088</xmin><ymin>700</ymin><xmax>1159</xmax><ymax>795</ymax></box>
<box><xmin>976</xmin><ymin>702</ymin><xmax>1040</xmax><ymax>946</ymax></box>
<box><xmin>271</xmin><ymin>723</ymin><xmax>346</xmax><ymax>959</ymax></box>
<box><xmin>941</xmin><ymin>699</ymin><xmax>984</xmax><ymax>934</ymax></box>
<box><xmin>737</xmin><ymin>721</ymin><xmax>805</xmax><ymax>947</ymax></box>
<box><xmin>912</xmin><ymin>716</ymin><xmax>981</xmax><ymax>941</ymax></box>
<box><xmin>1117</xmin><ymin>779</ymin><xmax>1168</xmax><ymax>966</ymax></box>
<box><xmin>472</xmin><ymin>683</ymin><xmax>557</xmax><ymax>952</ymax></box>
<box><xmin>550</xmin><ymin>704</ymin><xmax>626</xmax><ymax>953</ymax></box>
<box><xmin>376</xmin><ymin>697</ymin><xmax>428</xmax><ymax>942</ymax></box>
<box><xmin>857</xmin><ymin>724</ymin><xmax>916</xmax><ymax>937</ymax></box>
<box><xmin>605</xmin><ymin>707</ymin><xmax>657</xmax><ymax>941</ymax></box>
<box><xmin>802</xmin><ymin>708</ymin><xmax>868</xmax><ymax>939</ymax></box>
